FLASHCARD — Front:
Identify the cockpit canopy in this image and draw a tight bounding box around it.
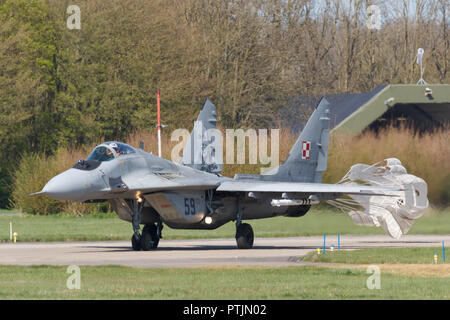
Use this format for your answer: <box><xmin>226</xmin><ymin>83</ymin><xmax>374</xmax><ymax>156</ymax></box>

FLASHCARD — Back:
<box><xmin>86</xmin><ymin>146</ymin><xmax>114</xmax><ymax>162</ymax></box>
<box><xmin>86</xmin><ymin>141</ymin><xmax>136</xmax><ymax>162</ymax></box>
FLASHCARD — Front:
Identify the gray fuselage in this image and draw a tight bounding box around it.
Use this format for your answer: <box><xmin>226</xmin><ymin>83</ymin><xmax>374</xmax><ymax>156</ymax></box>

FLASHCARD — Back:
<box><xmin>42</xmin><ymin>143</ymin><xmax>308</xmax><ymax>230</ymax></box>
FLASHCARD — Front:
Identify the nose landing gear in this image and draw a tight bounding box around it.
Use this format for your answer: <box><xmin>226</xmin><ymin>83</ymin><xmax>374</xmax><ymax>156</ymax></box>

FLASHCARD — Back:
<box><xmin>131</xmin><ymin>233</ymin><xmax>141</xmax><ymax>251</ymax></box>
<box><xmin>128</xmin><ymin>198</ymin><xmax>163</xmax><ymax>251</ymax></box>
<box><xmin>141</xmin><ymin>223</ymin><xmax>163</xmax><ymax>251</ymax></box>
<box><xmin>131</xmin><ymin>222</ymin><xmax>163</xmax><ymax>251</ymax></box>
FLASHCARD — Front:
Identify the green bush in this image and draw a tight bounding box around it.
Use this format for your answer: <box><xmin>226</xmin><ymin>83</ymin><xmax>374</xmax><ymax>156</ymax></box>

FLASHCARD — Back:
<box><xmin>12</xmin><ymin>153</ymin><xmax>61</xmax><ymax>214</ymax></box>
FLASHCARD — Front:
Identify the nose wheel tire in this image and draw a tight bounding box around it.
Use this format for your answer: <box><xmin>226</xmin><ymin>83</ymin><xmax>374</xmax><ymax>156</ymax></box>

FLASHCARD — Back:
<box><xmin>141</xmin><ymin>224</ymin><xmax>159</xmax><ymax>251</ymax></box>
<box><xmin>236</xmin><ymin>223</ymin><xmax>254</xmax><ymax>249</ymax></box>
<box><xmin>131</xmin><ymin>234</ymin><xmax>141</xmax><ymax>251</ymax></box>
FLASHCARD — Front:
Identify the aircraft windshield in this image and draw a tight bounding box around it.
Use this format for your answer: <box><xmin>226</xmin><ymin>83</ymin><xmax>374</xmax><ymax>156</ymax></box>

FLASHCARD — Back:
<box><xmin>86</xmin><ymin>146</ymin><xmax>115</xmax><ymax>162</ymax></box>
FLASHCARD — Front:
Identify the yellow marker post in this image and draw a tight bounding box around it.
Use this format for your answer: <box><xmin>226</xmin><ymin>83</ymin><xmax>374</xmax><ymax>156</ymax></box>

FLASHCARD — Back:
<box><xmin>317</xmin><ymin>248</ymin><xmax>322</xmax><ymax>255</ymax></box>
<box><xmin>434</xmin><ymin>253</ymin><xmax>438</xmax><ymax>264</ymax></box>
<box><xmin>13</xmin><ymin>232</ymin><xmax>18</xmax><ymax>243</ymax></box>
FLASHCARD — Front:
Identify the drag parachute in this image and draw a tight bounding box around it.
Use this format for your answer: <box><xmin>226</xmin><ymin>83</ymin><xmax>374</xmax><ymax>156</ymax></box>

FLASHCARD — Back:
<box><xmin>327</xmin><ymin>158</ymin><xmax>429</xmax><ymax>239</ymax></box>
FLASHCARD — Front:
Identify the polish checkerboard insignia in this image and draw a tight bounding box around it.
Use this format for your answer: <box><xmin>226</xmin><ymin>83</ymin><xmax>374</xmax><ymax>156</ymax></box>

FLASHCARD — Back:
<box><xmin>302</xmin><ymin>141</ymin><xmax>311</xmax><ymax>159</ymax></box>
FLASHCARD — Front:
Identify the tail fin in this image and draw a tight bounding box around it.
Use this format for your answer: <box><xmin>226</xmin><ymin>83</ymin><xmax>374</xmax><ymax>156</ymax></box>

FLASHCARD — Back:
<box><xmin>268</xmin><ymin>97</ymin><xmax>330</xmax><ymax>182</ymax></box>
<box><xmin>180</xmin><ymin>99</ymin><xmax>223</xmax><ymax>173</ymax></box>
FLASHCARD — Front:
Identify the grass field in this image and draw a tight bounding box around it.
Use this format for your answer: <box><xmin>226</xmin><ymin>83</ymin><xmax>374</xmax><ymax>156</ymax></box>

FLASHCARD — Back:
<box><xmin>0</xmin><ymin>207</ymin><xmax>449</xmax><ymax>242</ymax></box>
<box><xmin>1</xmin><ymin>217</ymin><xmax>449</xmax><ymax>300</ymax></box>
<box><xmin>301</xmin><ymin>246</ymin><xmax>450</xmax><ymax>280</ymax></box>
<box><xmin>0</xmin><ymin>263</ymin><xmax>448</xmax><ymax>300</ymax></box>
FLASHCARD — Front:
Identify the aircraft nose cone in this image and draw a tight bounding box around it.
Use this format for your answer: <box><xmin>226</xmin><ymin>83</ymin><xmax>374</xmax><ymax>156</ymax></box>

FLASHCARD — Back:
<box><xmin>42</xmin><ymin>168</ymin><xmax>93</xmax><ymax>201</ymax></box>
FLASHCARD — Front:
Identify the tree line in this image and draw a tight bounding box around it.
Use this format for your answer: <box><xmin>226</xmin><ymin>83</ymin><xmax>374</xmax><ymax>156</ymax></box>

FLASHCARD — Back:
<box><xmin>0</xmin><ymin>0</ymin><xmax>448</xmax><ymax>207</ymax></box>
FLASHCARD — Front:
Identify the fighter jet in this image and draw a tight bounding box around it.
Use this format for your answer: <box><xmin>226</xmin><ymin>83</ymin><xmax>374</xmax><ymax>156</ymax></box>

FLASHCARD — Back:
<box><xmin>31</xmin><ymin>98</ymin><xmax>429</xmax><ymax>250</ymax></box>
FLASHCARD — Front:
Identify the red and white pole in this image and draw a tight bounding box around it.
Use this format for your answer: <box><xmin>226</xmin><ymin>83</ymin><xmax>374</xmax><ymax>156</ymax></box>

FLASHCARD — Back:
<box><xmin>157</xmin><ymin>90</ymin><xmax>162</xmax><ymax>157</ymax></box>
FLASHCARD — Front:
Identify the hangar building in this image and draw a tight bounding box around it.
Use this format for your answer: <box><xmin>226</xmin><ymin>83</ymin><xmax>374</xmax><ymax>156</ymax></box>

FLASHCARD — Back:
<box><xmin>281</xmin><ymin>84</ymin><xmax>450</xmax><ymax>136</ymax></box>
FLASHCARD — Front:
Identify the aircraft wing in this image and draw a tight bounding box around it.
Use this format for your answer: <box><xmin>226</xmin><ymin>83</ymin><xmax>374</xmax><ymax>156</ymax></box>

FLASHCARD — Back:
<box><xmin>216</xmin><ymin>180</ymin><xmax>402</xmax><ymax>196</ymax></box>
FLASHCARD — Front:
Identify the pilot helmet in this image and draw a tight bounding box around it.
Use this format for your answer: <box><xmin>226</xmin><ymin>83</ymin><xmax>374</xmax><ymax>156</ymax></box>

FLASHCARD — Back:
<box><xmin>110</xmin><ymin>142</ymin><xmax>120</xmax><ymax>154</ymax></box>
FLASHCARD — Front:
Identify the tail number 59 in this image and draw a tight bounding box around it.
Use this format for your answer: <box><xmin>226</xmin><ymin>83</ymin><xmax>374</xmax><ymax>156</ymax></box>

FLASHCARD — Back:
<box><xmin>184</xmin><ymin>198</ymin><xmax>196</xmax><ymax>215</ymax></box>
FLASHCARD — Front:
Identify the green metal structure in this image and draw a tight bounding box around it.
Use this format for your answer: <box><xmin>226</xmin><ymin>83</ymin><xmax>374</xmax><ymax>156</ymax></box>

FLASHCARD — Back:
<box><xmin>332</xmin><ymin>84</ymin><xmax>450</xmax><ymax>136</ymax></box>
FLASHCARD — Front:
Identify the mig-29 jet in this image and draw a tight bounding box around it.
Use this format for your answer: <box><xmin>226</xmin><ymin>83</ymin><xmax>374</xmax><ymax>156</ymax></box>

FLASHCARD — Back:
<box><xmin>30</xmin><ymin>98</ymin><xmax>429</xmax><ymax>250</ymax></box>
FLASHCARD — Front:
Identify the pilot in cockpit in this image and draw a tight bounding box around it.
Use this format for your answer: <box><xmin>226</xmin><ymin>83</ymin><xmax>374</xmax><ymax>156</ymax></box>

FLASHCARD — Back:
<box><xmin>110</xmin><ymin>142</ymin><xmax>121</xmax><ymax>156</ymax></box>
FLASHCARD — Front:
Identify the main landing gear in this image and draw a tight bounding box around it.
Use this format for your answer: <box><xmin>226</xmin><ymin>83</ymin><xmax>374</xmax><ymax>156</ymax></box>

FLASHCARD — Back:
<box><xmin>128</xmin><ymin>199</ymin><xmax>163</xmax><ymax>251</ymax></box>
<box><xmin>235</xmin><ymin>195</ymin><xmax>254</xmax><ymax>249</ymax></box>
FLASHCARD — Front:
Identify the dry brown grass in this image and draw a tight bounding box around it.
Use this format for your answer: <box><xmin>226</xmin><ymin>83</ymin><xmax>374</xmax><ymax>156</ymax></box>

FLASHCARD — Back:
<box><xmin>324</xmin><ymin>125</ymin><xmax>450</xmax><ymax>205</ymax></box>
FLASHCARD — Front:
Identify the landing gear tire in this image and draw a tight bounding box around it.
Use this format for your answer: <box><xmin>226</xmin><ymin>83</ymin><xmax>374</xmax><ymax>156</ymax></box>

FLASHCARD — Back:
<box><xmin>236</xmin><ymin>223</ymin><xmax>254</xmax><ymax>249</ymax></box>
<box><xmin>131</xmin><ymin>234</ymin><xmax>141</xmax><ymax>251</ymax></box>
<box><xmin>141</xmin><ymin>224</ymin><xmax>159</xmax><ymax>251</ymax></box>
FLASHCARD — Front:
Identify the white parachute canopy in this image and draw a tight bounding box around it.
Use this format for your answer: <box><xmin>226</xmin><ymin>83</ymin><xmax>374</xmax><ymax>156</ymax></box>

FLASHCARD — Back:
<box><xmin>327</xmin><ymin>158</ymin><xmax>429</xmax><ymax>239</ymax></box>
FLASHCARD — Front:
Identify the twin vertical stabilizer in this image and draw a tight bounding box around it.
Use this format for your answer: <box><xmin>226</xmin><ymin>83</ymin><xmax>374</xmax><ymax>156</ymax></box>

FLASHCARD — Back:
<box><xmin>180</xmin><ymin>99</ymin><xmax>223</xmax><ymax>173</ymax></box>
<box><xmin>266</xmin><ymin>97</ymin><xmax>330</xmax><ymax>182</ymax></box>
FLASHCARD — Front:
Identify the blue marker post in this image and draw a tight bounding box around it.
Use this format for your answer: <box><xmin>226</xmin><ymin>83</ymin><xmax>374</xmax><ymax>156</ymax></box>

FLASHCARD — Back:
<box><xmin>323</xmin><ymin>233</ymin><xmax>326</xmax><ymax>254</ymax></box>
<box><xmin>443</xmin><ymin>241</ymin><xmax>446</xmax><ymax>263</ymax></box>
<box><xmin>338</xmin><ymin>233</ymin><xmax>340</xmax><ymax>251</ymax></box>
